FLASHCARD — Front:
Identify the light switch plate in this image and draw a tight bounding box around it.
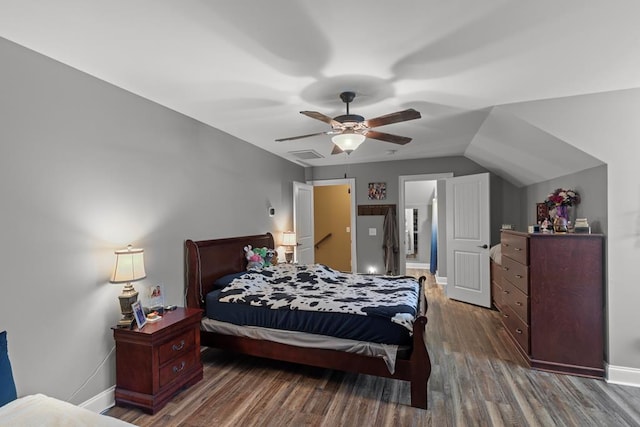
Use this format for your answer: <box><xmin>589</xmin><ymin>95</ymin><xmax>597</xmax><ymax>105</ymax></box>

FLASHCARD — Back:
<box><xmin>369</xmin><ymin>228</ymin><xmax>377</xmax><ymax>236</ymax></box>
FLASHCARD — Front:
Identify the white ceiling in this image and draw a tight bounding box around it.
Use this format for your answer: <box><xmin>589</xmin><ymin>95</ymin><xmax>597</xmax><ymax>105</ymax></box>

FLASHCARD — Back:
<box><xmin>1</xmin><ymin>1</ymin><xmax>637</xmax><ymax>185</ymax></box>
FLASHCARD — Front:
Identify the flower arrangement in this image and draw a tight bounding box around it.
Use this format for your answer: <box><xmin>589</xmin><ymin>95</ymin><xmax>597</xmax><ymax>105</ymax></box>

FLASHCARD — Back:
<box><xmin>544</xmin><ymin>188</ymin><xmax>580</xmax><ymax>208</ymax></box>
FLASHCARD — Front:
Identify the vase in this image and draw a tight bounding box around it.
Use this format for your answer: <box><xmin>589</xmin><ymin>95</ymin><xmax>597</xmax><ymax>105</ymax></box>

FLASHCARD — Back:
<box><xmin>553</xmin><ymin>205</ymin><xmax>569</xmax><ymax>233</ymax></box>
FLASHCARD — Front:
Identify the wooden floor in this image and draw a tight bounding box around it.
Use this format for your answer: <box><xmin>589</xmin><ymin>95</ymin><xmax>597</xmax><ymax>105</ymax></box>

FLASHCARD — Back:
<box><xmin>106</xmin><ymin>274</ymin><xmax>640</xmax><ymax>426</ymax></box>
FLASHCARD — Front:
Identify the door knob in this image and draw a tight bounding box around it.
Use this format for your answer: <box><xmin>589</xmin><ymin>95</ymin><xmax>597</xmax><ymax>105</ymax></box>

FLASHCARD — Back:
<box><xmin>478</xmin><ymin>244</ymin><xmax>488</xmax><ymax>249</ymax></box>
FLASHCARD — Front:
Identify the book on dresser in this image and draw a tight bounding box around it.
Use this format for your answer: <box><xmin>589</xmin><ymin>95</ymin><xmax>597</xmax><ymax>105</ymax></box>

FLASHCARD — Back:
<box><xmin>496</xmin><ymin>230</ymin><xmax>604</xmax><ymax>379</ymax></box>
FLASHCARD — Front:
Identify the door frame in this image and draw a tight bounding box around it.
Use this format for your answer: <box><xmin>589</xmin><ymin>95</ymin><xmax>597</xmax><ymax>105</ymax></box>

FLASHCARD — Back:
<box><xmin>308</xmin><ymin>178</ymin><xmax>357</xmax><ymax>273</ymax></box>
<box><xmin>398</xmin><ymin>173</ymin><xmax>453</xmax><ymax>276</ymax></box>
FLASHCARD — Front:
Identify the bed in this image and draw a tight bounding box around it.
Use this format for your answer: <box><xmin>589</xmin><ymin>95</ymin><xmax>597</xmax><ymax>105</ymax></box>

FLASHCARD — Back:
<box><xmin>185</xmin><ymin>233</ymin><xmax>431</xmax><ymax>409</ymax></box>
<box><xmin>490</xmin><ymin>244</ymin><xmax>503</xmax><ymax>309</ymax></box>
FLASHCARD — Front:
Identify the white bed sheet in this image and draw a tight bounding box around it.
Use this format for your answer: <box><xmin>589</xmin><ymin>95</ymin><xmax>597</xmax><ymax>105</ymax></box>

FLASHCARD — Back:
<box><xmin>0</xmin><ymin>394</ymin><xmax>134</xmax><ymax>427</ymax></box>
<box><xmin>201</xmin><ymin>317</ymin><xmax>405</xmax><ymax>374</ymax></box>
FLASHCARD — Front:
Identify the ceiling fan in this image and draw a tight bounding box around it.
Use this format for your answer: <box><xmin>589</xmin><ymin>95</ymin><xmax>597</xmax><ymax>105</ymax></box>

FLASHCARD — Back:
<box><xmin>275</xmin><ymin>91</ymin><xmax>421</xmax><ymax>154</ymax></box>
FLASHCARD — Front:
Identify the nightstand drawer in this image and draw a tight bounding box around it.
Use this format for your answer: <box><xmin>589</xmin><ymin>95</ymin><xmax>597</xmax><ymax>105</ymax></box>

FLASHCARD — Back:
<box><xmin>158</xmin><ymin>329</ymin><xmax>196</xmax><ymax>365</ymax></box>
<box><xmin>159</xmin><ymin>351</ymin><xmax>198</xmax><ymax>388</ymax></box>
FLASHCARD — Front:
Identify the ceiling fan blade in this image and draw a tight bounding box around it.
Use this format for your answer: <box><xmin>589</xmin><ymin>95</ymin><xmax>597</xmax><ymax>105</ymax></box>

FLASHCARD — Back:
<box><xmin>364</xmin><ymin>109</ymin><xmax>421</xmax><ymax>128</ymax></box>
<box><xmin>331</xmin><ymin>144</ymin><xmax>344</xmax><ymax>155</ymax></box>
<box><xmin>365</xmin><ymin>130</ymin><xmax>412</xmax><ymax>145</ymax></box>
<box><xmin>275</xmin><ymin>131</ymin><xmax>328</xmax><ymax>142</ymax></box>
<box><xmin>301</xmin><ymin>111</ymin><xmax>342</xmax><ymax>127</ymax></box>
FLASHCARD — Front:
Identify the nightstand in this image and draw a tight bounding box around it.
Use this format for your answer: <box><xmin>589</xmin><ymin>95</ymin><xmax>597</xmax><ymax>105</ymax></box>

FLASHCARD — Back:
<box><xmin>112</xmin><ymin>307</ymin><xmax>203</xmax><ymax>414</ymax></box>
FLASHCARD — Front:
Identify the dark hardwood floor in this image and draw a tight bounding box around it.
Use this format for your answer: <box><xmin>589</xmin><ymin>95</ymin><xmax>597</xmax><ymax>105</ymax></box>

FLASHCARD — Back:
<box><xmin>106</xmin><ymin>274</ymin><xmax>640</xmax><ymax>426</ymax></box>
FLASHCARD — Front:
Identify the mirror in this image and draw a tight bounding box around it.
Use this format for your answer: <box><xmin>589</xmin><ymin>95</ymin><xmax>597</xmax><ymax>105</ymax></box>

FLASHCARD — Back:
<box><xmin>405</xmin><ymin>208</ymin><xmax>419</xmax><ymax>257</ymax></box>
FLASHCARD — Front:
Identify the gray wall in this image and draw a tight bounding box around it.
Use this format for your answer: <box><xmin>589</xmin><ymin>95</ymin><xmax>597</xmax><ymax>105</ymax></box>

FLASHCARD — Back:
<box><xmin>521</xmin><ymin>165</ymin><xmax>607</xmax><ymax>235</ymax></box>
<box><xmin>0</xmin><ymin>37</ymin><xmax>304</xmax><ymax>404</ymax></box>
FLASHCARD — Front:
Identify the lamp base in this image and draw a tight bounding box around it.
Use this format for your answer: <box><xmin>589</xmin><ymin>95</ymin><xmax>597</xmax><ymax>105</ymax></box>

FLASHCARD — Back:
<box><xmin>116</xmin><ymin>318</ymin><xmax>135</xmax><ymax>329</ymax></box>
<box><xmin>285</xmin><ymin>251</ymin><xmax>293</xmax><ymax>263</ymax></box>
<box><xmin>118</xmin><ymin>284</ymin><xmax>139</xmax><ymax>328</ymax></box>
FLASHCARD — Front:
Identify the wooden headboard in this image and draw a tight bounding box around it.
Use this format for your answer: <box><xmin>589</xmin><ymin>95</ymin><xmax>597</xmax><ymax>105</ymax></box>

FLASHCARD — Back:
<box><xmin>185</xmin><ymin>232</ymin><xmax>274</xmax><ymax>309</ymax></box>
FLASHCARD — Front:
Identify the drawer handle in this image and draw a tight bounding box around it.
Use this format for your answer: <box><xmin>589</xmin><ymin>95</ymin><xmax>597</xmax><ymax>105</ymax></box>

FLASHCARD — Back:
<box><xmin>515</xmin><ymin>328</ymin><xmax>523</xmax><ymax>334</ymax></box>
<box><xmin>173</xmin><ymin>361</ymin><xmax>186</xmax><ymax>374</ymax></box>
<box><xmin>172</xmin><ymin>340</ymin><xmax>185</xmax><ymax>351</ymax></box>
<box><xmin>503</xmin><ymin>313</ymin><xmax>509</xmax><ymax>318</ymax></box>
<box><xmin>502</xmin><ymin>267</ymin><xmax>509</xmax><ymax>271</ymax></box>
<box><xmin>516</xmin><ymin>301</ymin><xmax>523</xmax><ymax>306</ymax></box>
<box><xmin>515</xmin><ymin>274</ymin><xmax>523</xmax><ymax>279</ymax></box>
<box><xmin>503</xmin><ymin>290</ymin><xmax>509</xmax><ymax>294</ymax></box>
<box><xmin>514</xmin><ymin>248</ymin><xmax>522</xmax><ymax>251</ymax></box>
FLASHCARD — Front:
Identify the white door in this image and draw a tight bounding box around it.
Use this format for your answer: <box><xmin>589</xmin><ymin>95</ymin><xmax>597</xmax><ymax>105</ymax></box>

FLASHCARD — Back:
<box><xmin>293</xmin><ymin>181</ymin><xmax>314</xmax><ymax>265</ymax></box>
<box><xmin>445</xmin><ymin>173</ymin><xmax>491</xmax><ymax>308</ymax></box>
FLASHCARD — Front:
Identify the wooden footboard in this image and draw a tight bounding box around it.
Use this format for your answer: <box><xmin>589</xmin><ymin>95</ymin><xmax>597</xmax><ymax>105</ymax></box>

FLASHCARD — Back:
<box><xmin>185</xmin><ymin>234</ymin><xmax>431</xmax><ymax>409</ymax></box>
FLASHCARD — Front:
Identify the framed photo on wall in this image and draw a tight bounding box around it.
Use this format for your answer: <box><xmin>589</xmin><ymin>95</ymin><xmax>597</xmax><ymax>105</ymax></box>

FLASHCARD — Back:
<box><xmin>536</xmin><ymin>203</ymin><xmax>549</xmax><ymax>224</ymax></box>
<box><xmin>368</xmin><ymin>182</ymin><xmax>387</xmax><ymax>200</ymax></box>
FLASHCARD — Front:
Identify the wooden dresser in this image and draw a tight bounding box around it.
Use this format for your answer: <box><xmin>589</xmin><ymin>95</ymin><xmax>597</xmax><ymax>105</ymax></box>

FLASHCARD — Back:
<box><xmin>113</xmin><ymin>307</ymin><xmax>203</xmax><ymax>414</ymax></box>
<box><xmin>499</xmin><ymin>230</ymin><xmax>604</xmax><ymax>378</ymax></box>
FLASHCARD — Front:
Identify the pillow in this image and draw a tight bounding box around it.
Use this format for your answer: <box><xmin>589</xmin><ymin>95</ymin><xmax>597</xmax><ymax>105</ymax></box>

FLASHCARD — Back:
<box><xmin>213</xmin><ymin>271</ymin><xmax>248</xmax><ymax>289</ymax></box>
<box><xmin>0</xmin><ymin>331</ymin><xmax>17</xmax><ymax>407</ymax></box>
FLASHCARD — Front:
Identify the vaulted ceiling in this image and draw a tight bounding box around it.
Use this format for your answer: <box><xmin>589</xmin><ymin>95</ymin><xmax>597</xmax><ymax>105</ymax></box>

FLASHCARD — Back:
<box><xmin>2</xmin><ymin>1</ymin><xmax>637</xmax><ymax>186</ymax></box>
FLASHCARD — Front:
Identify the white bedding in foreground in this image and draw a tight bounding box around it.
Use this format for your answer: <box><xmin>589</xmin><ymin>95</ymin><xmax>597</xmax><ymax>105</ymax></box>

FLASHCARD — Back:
<box><xmin>0</xmin><ymin>394</ymin><xmax>134</xmax><ymax>427</ymax></box>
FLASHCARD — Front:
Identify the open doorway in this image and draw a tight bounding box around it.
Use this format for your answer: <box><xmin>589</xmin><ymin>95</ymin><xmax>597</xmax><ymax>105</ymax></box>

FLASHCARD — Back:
<box><xmin>309</xmin><ymin>178</ymin><xmax>357</xmax><ymax>273</ymax></box>
<box><xmin>398</xmin><ymin>173</ymin><xmax>452</xmax><ymax>277</ymax></box>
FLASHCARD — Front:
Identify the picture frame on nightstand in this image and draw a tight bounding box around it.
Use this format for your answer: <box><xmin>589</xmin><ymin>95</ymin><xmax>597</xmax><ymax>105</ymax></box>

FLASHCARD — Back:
<box><xmin>142</xmin><ymin>283</ymin><xmax>165</xmax><ymax>314</ymax></box>
<box><xmin>132</xmin><ymin>301</ymin><xmax>147</xmax><ymax>330</ymax></box>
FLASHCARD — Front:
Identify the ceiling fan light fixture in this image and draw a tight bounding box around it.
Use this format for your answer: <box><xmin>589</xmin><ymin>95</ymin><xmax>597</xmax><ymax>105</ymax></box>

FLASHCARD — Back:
<box><xmin>332</xmin><ymin>130</ymin><xmax>366</xmax><ymax>153</ymax></box>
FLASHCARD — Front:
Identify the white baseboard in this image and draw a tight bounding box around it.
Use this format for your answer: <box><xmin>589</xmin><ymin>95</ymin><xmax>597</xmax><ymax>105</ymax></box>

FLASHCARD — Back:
<box><xmin>435</xmin><ymin>275</ymin><xmax>447</xmax><ymax>286</ymax></box>
<box><xmin>406</xmin><ymin>262</ymin><xmax>429</xmax><ymax>269</ymax></box>
<box><xmin>79</xmin><ymin>386</ymin><xmax>115</xmax><ymax>414</ymax></box>
<box><xmin>606</xmin><ymin>363</ymin><xmax>640</xmax><ymax>388</ymax></box>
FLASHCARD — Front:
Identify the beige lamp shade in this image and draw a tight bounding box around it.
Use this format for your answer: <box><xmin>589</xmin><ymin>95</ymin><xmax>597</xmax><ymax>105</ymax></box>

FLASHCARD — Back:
<box><xmin>282</xmin><ymin>231</ymin><xmax>297</xmax><ymax>247</ymax></box>
<box><xmin>110</xmin><ymin>246</ymin><xmax>146</xmax><ymax>283</ymax></box>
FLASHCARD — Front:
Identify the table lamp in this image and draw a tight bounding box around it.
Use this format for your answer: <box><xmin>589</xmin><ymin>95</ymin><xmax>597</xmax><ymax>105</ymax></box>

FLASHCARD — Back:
<box><xmin>282</xmin><ymin>231</ymin><xmax>297</xmax><ymax>263</ymax></box>
<box><xmin>110</xmin><ymin>245</ymin><xmax>146</xmax><ymax>328</ymax></box>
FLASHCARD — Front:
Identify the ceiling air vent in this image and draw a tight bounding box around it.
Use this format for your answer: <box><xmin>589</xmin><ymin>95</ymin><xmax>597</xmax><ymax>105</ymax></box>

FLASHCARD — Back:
<box><xmin>288</xmin><ymin>150</ymin><xmax>324</xmax><ymax>160</ymax></box>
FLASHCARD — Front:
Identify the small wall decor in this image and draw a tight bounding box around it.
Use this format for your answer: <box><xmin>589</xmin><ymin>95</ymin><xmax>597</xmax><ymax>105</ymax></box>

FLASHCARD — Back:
<box><xmin>536</xmin><ymin>203</ymin><xmax>549</xmax><ymax>224</ymax></box>
<box><xmin>368</xmin><ymin>182</ymin><xmax>387</xmax><ymax>200</ymax></box>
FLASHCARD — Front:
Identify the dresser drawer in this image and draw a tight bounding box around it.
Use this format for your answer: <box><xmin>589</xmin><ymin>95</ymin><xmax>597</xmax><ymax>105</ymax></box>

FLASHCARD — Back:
<box><xmin>158</xmin><ymin>329</ymin><xmax>196</xmax><ymax>365</ymax></box>
<box><xmin>502</xmin><ymin>256</ymin><xmax>529</xmax><ymax>295</ymax></box>
<box><xmin>502</xmin><ymin>233</ymin><xmax>528</xmax><ymax>265</ymax></box>
<box><xmin>503</xmin><ymin>279</ymin><xmax>528</xmax><ymax>323</ymax></box>
<box><xmin>501</xmin><ymin>305</ymin><xmax>530</xmax><ymax>354</ymax></box>
<box><xmin>159</xmin><ymin>350</ymin><xmax>198</xmax><ymax>388</ymax></box>
<box><xmin>492</xmin><ymin>276</ymin><xmax>505</xmax><ymax>310</ymax></box>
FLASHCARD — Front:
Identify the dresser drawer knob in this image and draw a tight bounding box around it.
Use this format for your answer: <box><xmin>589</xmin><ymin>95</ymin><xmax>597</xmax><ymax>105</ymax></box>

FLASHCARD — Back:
<box><xmin>503</xmin><ymin>290</ymin><xmax>509</xmax><ymax>294</ymax></box>
<box><xmin>514</xmin><ymin>248</ymin><xmax>522</xmax><ymax>251</ymax></box>
<box><xmin>502</xmin><ymin>267</ymin><xmax>509</xmax><ymax>271</ymax></box>
<box><xmin>172</xmin><ymin>340</ymin><xmax>185</xmax><ymax>351</ymax></box>
<box><xmin>503</xmin><ymin>313</ymin><xmax>509</xmax><ymax>318</ymax></box>
<box><xmin>516</xmin><ymin>301</ymin><xmax>523</xmax><ymax>306</ymax></box>
<box><xmin>515</xmin><ymin>274</ymin><xmax>523</xmax><ymax>279</ymax></box>
<box><xmin>173</xmin><ymin>361</ymin><xmax>186</xmax><ymax>374</ymax></box>
<box><xmin>515</xmin><ymin>328</ymin><xmax>523</xmax><ymax>334</ymax></box>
